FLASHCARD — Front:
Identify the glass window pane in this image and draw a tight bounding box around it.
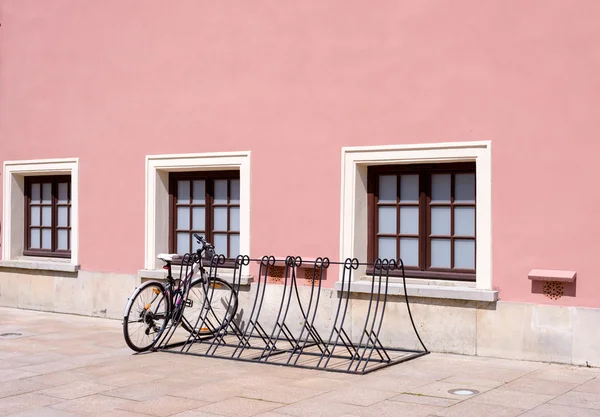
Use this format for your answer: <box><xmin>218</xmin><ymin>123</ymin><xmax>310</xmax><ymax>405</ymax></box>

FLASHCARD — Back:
<box><xmin>192</xmin><ymin>234</ymin><xmax>205</xmax><ymax>252</ymax></box>
<box><xmin>57</xmin><ymin>230</ymin><xmax>68</xmax><ymax>250</ymax></box>
<box><xmin>378</xmin><ymin>175</ymin><xmax>396</xmax><ymax>203</ymax></box>
<box><xmin>377</xmin><ymin>237</ymin><xmax>396</xmax><ymax>260</ymax></box>
<box><xmin>177</xmin><ymin>232</ymin><xmax>190</xmax><ymax>254</ymax></box>
<box><xmin>177</xmin><ymin>207</ymin><xmax>190</xmax><ymax>230</ymax></box>
<box><xmin>41</xmin><ymin>229</ymin><xmax>51</xmax><ymax>249</ymax></box>
<box><xmin>230</xmin><ymin>234</ymin><xmax>240</xmax><ymax>258</ymax></box>
<box><xmin>378</xmin><ymin>207</ymin><xmax>396</xmax><ymax>234</ymax></box>
<box><xmin>177</xmin><ymin>181</ymin><xmax>190</xmax><ymax>202</ymax></box>
<box><xmin>455</xmin><ymin>173</ymin><xmax>475</xmax><ymax>202</ymax></box>
<box><xmin>30</xmin><ymin>206</ymin><xmax>40</xmax><ymax>226</ymax></box>
<box><xmin>230</xmin><ymin>179</ymin><xmax>240</xmax><ymax>204</ymax></box>
<box><xmin>42</xmin><ymin>183</ymin><xmax>51</xmax><ymax>204</ymax></box>
<box><xmin>431</xmin><ymin>207</ymin><xmax>451</xmax><ymax>235</ymax></box>
<box><xmin>213</xmin><ymin>234</ymin><xmax>228</xmax><ymax>257</ymax></box>
<box><xmin>192</xmin><ymin>207</ymin><xmax>205</xmax><ymax>231</ymax></box>
<box><xmin>58</xmin><ymin>207</ymin><xmax>68</xmax><ymax>227</ymax></box>
<box><xmin>399</xmin><ymin>207</ymin><xmax>419</xmax><ymax>234</ymax></box>
<box><xmin>30</xmin><ymin>229</ymin><xmax>40</xmax><ymax>249</ymax></box>
<box><xmin>31</xmin><ymin>184</ymin><xmax>41</xmax><ymax>202</ymax></box>
<box><xmin>455</xmin><ymin>240</ymin><xmax>475</xmax><ymax>269</ymax></box>
<box><xmin>400</xmin><ymin>175</ymin><xmax>419</xmax><ymax>202</ymax></box>
<box><xmin>42</xmin><ymin>207</ymin><xmax>52</xmax><ymax>226</ymax></box>
<box><xmin>214</xmin><ymin>180</ymin><xmax>228</xmax><ymax>204</ymax></box>
<box><xmin>399</xmin><ymin>237</ymin><xmax>419</xmax><ymax>267</ymax></box>
<box><xmin>230</xmin><ymin>207</ymin><xmax>240</xmax><ymax>232</ymax></box>
<box><xmin>431</xmin><ymin>239</ymin><xmax>451</xmax><ymax>268</ymax></box>
<box><xmin>454</xmin><ymin>207</ymin><xmax>475</xmax><ymax>236</ymax></box>
<box><xmin>192</xmin><ymin>180</ymin><xmax>206</xmax><ymax>204</ymax></box>
<box><xmin>58</xmin><ymin>183</ymin><xmax>69</xmax><ymax>203</ymax></box>
<box><xmin>431</xmin><ymin>174</ymin><xmax>451</xmax><ymax>202</ymax></box>
<box><xmin>214</xmin><ymin>207</ymin><xmax>228</xmax><ymax>231</ymax></box>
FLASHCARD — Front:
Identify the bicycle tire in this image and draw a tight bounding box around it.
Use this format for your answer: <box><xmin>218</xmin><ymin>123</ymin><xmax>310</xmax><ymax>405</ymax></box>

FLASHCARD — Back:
<box><xmin>181</xmin><ymin>277</ymin><xmax>238</xmax><ymax>337</ymax></box>
<box><xmin>123</xmin><ymin>281</ymin><xmax>171</xmax><ymax>352</ymax></box>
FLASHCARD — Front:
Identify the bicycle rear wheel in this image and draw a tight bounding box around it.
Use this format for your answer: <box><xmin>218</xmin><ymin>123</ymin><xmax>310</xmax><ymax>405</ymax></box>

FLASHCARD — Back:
<box><xmin>123</xmin><ymin>281</ymin><xmax>170</xmax><ymax>352</ymax></box>
<box><xmin>181</xmin><ymin>278</ymin><xmax>238</xmax><ymax>337</ymax></box>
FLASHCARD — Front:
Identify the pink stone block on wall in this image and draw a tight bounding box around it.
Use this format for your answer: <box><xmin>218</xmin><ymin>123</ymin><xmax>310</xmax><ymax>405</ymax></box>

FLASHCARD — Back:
<box><xmin>528</xmin><ymin>269</ymin><xmax>577</xmax><ymax>283</ymax></box>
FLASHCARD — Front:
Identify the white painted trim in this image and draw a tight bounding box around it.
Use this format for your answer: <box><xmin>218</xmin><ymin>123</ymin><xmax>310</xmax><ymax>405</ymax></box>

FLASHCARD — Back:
<box><xmin>2</xmin><ymin>158</ymin><xmax>79</xmax><ymax>266</ymax></box>
<box><xmin>340</xmin><ymin>141</ymin><xmax>492</xmax><ymax>290</ymax></box>
<box><xmin>145</xmin><ymin>152</ymin><xmax>251</xmax><ymax>270</ymax></box>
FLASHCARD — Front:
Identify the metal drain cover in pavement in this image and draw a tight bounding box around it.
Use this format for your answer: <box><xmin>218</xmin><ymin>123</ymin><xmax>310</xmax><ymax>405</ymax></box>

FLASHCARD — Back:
<box><xmin>448</xmin><ymin>388</ymin><xmax>479</xmax><ymax>396</ymax></box>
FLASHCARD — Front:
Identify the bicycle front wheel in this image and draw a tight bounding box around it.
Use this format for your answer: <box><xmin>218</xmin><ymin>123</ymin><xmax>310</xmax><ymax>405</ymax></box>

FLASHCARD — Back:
<box><xmin>181</xmin><ymin>278</ymin><xmax>238</xmax><ymax>337</ymax></box>
<box><xmin>123</xmin><ymin>281</ymin><xmax>170</xmax><ymax>352</ymax></box>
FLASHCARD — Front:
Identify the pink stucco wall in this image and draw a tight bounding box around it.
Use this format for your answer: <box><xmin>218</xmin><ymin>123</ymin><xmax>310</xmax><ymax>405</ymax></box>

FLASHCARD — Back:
<box><xmin>1</xmin><ymin>1</ymin><xmax>599</xmax><ymax>307</ymax></box>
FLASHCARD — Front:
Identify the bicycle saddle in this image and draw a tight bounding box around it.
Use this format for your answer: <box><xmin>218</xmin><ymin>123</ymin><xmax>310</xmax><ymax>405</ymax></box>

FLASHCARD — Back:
<box><xmin>157</xmin><ymin>253</ymin><xmax>180</xmax><ymax>262</ymax></box>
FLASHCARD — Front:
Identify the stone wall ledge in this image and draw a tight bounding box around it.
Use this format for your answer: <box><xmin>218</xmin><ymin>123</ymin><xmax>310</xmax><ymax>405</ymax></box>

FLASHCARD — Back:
<box><xmin>137</xmin><ymin>269</ymin><xmax>253</xmax><ymax>286</ymax></box>
<box><xmin>335</xmin><ymin>280</ymin><xmax>498</xmax><ymax>302</ymax></box>
<box><xmin>0</xmin><ymin>260</ymin><xmax>80</xmax><ymax>273</ymax></box>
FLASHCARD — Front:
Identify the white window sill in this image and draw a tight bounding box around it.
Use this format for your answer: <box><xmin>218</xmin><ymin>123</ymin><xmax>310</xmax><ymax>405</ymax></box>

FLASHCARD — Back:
<box><xmin>137</xmin><ymin>269</ymin><xmax>254</xmax><ymax>286</ymax></box>
<box><xmin>334</xmin><ymin>278</ymin><xmax>498</xmax><ymax>302</ymax></box>
<box><xmin>0</xmin><ymin>258</ymin><xmax>80</xmax><ymax>273</ymax></box>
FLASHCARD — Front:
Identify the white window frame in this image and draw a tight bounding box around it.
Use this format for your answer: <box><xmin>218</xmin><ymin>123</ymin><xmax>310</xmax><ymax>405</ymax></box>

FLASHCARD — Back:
<box><xmin>340</xmin><ymin>141</ymin><xmax>492</xmax><ymax>290</ymax></box>
<box><xmin>1</xmin><ymin>158</ymin><xmax>80</xmax><ymax>271</ymax></box>
<box><xmin>145</xmin><ymin>151</ymin><xmax>251</xmax><ymax>271</ymax></box>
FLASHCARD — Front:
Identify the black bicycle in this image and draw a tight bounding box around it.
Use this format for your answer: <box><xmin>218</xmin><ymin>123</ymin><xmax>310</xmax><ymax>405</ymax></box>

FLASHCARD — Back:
<box><xmin>123</xmin><ymin>234</ymin><xmax>238</xmax><ymax>352</ymax></box>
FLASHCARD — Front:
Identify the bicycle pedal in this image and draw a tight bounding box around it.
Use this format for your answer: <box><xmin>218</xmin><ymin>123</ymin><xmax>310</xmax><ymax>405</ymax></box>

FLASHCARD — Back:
<box><xmin>185</xmin><ymin>300</ymin><xmax>194</xmax><ymax>308</ymax></box>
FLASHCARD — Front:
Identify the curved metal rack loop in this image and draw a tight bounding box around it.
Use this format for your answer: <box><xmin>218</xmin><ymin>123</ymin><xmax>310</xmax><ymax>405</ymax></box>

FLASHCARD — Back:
<box><xmin>236</xmin><ymin>255</ymin><xmax>251</xmax><ymax>268</ymax></box>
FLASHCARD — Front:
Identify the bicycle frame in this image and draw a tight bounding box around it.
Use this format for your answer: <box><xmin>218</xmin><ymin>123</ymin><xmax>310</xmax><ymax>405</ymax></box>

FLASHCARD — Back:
<box><xmin>163</xmin><ymin>255</ymin><xmax>203</xmax><ymax>307</ymax></box>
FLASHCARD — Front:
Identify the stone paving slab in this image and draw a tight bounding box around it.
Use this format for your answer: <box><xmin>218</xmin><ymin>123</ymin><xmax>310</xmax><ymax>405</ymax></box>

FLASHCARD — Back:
<box><xmin>576</xmin><ymin>379</ymin><xmax>600</xmax><ymax>394</ymax></box>
<box><xmin>519</xmin><ymin>404</ymin><xmax>600</xmax><ymax>417</ymax></box>
<box><xmin>430</xmin><ymin>401</ymin><xmax>526</xmax><ymax>417</ymax></box>
<box><xmin>1</xmin><ymin>306</ymin><xmax>600</xmax><ymax>417</ymax></box>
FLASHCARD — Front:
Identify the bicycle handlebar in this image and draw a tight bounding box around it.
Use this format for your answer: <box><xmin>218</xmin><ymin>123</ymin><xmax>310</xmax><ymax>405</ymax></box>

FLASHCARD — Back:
<box><xmin>193</xmin><ymin>233</ymin><xmax>215</xmax><ymax>257</ymax></box>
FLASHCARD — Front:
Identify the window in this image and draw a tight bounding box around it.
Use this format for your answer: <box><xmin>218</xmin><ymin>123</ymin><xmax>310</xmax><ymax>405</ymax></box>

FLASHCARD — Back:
<box><xmin>24</xmin><ymin>176</ymin><xmax>72</xmax><ymax>258</ymax></box>
<box><xmin>2</xmin><ymin>158</ymin><xmax>79</xmax><ymax>270</ymax></box>
<box><xmin>341</xmin><ymin>142</ymin><xmax>491</xmax><ymax>290</ymax></box>
<box><xmin>170</xmin><ymin>171</ymin><xmax>240</xmax><ymax>258</ymax></box>
<box><xmin>144</xmin><ymin>151</ymin><xmax>250</xmax><ymax>272</ymax></box>
<box><xmin>368</xmin><ymin>163</ymin><xmax>476</xmax><ymax>280</ymax></box>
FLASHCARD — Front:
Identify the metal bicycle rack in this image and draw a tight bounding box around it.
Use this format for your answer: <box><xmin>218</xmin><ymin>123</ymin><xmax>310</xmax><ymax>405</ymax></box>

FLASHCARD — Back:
<box><xmin>155</xmin><ymin>255</ymin><xmax>429</xmax><ymax>375</ymax></box>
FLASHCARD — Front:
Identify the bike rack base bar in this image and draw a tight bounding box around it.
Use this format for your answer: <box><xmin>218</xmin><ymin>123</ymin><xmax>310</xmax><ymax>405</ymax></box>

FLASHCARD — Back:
<box><xmin>163</xmin><ymin>348</ymin><xmax>429</xmax><ymax>375</ymax></box>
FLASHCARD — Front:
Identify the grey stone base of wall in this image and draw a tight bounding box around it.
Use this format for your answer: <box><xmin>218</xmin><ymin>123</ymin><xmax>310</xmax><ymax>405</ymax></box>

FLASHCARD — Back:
<box><xmin>351</xmin><ymin>294</ymin><xmax>600</xmax><ymax>368</ymax></box>
<box><xmin>0</xmin><ymin>269</ymin><xmax>598</xmax><ymax>367</ymax></box>
<box><xmin>0</xmin><ymin>268</ymin><xmax>139</xmax><ymax>319</ymax></box>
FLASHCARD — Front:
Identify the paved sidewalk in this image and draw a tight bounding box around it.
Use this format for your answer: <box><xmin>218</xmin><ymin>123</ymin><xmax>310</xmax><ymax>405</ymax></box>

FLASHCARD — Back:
<box><xmin>1</xmin><ymin>307</ymin><xmax>600</xmax><ymax>417</ymax></box>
